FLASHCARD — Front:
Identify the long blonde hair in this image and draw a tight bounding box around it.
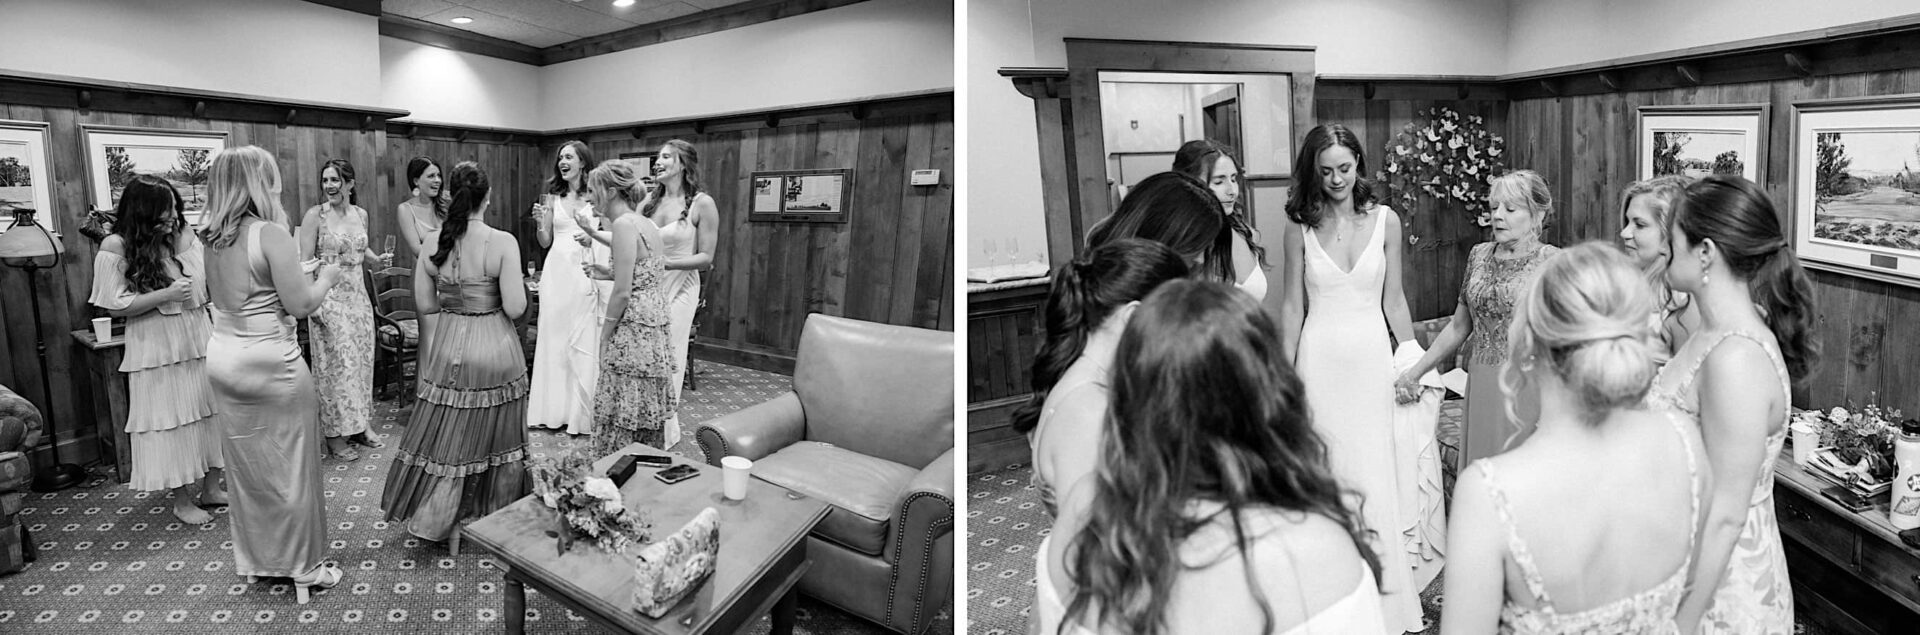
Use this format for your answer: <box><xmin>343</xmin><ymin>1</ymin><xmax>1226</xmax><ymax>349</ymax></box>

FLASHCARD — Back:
<box><xmin>197</xmin><ymin>146</ymin><xmax>287</xmax><ymax>249</ymax></box>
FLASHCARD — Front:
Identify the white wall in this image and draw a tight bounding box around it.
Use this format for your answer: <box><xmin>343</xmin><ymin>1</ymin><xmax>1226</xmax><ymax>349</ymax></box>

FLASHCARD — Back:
<box><xmin>380</xmin><ymin>37</ymin><xmax>543</xmax><ymax>131</ymax></box>
<box><xmin>1508</xmin><ymin>0</ymin><xmax>1919</xmax><ymax>73</ymax></box>
<box><xmin>539</xmin><ymin>0</ymin><xmax>954</xmax><ymax>131</ymax></box>
<box><xmin>968</xmin><ymin>0</ymin><xmax>1513</xmax><ymax>267</ymax></box>
<box><xmin>0</xmin><ymin>0</ymin><xmax>382</xmax><ymax>107</ymax></box>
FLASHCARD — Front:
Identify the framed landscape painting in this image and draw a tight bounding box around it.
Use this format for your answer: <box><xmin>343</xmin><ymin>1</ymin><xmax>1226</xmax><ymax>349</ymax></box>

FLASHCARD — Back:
<box><xmin>80</xmin><ymin>125</ymin><xmax>227</xmax><ymax>225</ymax></box>
<box><xmin>1792</xmin><ymin>95</ymin><xmax>1920</xmax><ymax>287</ymax></box>
<box><xmin>0</xmin><ymin>119</ymin><xmax>54</xmax><ymax>231</ymax></box>
<box><xmin>1637</xmin><ymin>104</ymin><xmax>1767</xmax><ymax>183</ymax></box>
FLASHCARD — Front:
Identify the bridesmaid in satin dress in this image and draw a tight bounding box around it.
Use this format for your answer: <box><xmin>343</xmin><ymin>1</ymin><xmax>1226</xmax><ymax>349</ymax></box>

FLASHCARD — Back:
<box><xmin>198</xmin><ymin>145</ymin><xmax>344</xmax><ymax>601</ymax></box>
<box><xmin>1172</xmin><ymin>140</ymin><xmax>1268</xmax><ymax>300</ymax></box>
<box><xmin>396</xmin><ymin>156</ymin><xmax>444</xmax><ymax>256</ymax></box>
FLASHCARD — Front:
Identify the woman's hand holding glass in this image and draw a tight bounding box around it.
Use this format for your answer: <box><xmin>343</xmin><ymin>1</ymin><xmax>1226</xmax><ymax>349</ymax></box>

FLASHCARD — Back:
<box><xmin>164</xmin><ymin>277</ymin><xmax>195</xmax><ymax>303</ymax></box>
<box><xmin>582</xmin><ymin>261</ymin><xmax>613</xmax><ymax>280</ymax></box>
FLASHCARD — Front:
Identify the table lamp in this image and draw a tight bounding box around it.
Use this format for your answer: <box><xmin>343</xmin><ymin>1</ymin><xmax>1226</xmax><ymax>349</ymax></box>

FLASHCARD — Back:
<box><xmin>0</xmin><ymin>208</ymin><xmax>86</xmax><ymax>492</ymax></box>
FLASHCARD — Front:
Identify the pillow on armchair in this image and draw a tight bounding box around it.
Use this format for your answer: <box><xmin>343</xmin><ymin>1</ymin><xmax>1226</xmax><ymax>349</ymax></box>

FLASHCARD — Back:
<box><xmin>0</xmin><ymin>383</ymin><xmax>46</xmax><ymax>574</ymax></box>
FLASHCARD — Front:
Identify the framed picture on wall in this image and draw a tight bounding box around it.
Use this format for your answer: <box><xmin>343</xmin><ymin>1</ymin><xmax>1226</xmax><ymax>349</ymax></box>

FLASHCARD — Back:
<box><xmin>79</xmin><ymin>125</ymin><xmax>228</xmax><ymax>225</ymax></box>
<box><xmin>748</xmin><ymin>169</ymin><xmax>852</xmax><ymax>223</ymax></box>
<box><xmin>618</xmin><ymin>151</ymin><xmax>655</xmax><ymax>184</ymax></box>
<box><xmin>1791</xmin><ymin>95</ymin><xmax>1920</xmax><ymax>287</ymax></box>
<box><xmin>1636</xmin><ymin>104</ymin><xmax>1768</xmax><ymax>184</ymax></box>
<box><xmin>0</xmin><ymin>119</ymin><xmax>54</xmax><ymax>231</ymax></box>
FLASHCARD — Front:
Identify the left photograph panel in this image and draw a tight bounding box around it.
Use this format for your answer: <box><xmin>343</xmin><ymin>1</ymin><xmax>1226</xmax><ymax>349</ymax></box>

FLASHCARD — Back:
<box><xmin>0</xmin><ymin>0</ymin><xmax>955</xmax><ymax>632</ymax></box>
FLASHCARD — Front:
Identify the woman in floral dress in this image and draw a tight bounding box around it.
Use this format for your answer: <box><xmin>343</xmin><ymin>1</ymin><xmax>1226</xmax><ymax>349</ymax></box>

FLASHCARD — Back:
<box><xmin>583</xmin><ymin>159</ymin><xmax>673</xmax><ymax>458</ymax></box>
<box><xmin>1654</xmin><ymin>175</ymin><xmax>1816</xmax><ymax>634</ymax></box>
<box><xmin>297</xmin><ymin>159</ymin><xmax>390</xmax><ymax>460</ymax></box>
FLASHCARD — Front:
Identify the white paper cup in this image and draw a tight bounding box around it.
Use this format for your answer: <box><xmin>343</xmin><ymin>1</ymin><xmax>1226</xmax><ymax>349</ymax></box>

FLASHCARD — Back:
<box><xmin>92</xmin><ymin>317</ymin><xmax>112</xmax><ymax>343</ymax></box>
<box><xmin>721</xmin><ymin>456</ymin><xmax>752</xmax><ymax>500</ymax></box>
<box><xmin>1791</xmin><ymin>423</ymin><xmax>1819</xmax><ymax>466</ymax></box>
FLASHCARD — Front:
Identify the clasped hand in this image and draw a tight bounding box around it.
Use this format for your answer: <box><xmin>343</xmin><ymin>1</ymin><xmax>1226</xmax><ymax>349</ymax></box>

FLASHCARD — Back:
<box><xmin>1392</xmin><ymin>371</ymin><xmax>1425</xmax><ymax>405</ymax></box>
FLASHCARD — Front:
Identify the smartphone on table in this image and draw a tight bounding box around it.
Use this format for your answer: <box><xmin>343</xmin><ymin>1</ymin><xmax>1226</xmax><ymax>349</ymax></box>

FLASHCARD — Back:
<box><xmin>655</xmin><ymin>464</ymin><xmax>699</xmax><ymax>485</ymax></box>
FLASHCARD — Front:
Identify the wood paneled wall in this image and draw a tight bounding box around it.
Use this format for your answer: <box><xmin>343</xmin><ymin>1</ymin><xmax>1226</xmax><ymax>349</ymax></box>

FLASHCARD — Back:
<box><xmin>0</xmin><ymin>100</ymin><xmax>546</xmax><ymax>463</ymax></box>
<box><xmin>1504</xmin><ymin>69</ymin><xmax>1920</xmax><ymax>415</ymax></box>
<box><xmin>565</xmin><ymin>107</ymin><xmax>957</xmax><ymax>372</ymax></box>
<box><xmin>378</xmin><ymin>135</ymin><xmax>547</xmax><ymax>271</ymax></box>
<box><xmin>1315</xmin><ymin>92</ymin><xmax>1507</xmax><ymax>320</ymax></box>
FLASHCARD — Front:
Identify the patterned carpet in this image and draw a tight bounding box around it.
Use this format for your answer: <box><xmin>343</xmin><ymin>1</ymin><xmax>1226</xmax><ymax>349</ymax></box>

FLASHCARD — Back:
<box><xmin>0</xmin><ymin>362</ymin><xmax>954</xmax><ymax>634</ymax></box>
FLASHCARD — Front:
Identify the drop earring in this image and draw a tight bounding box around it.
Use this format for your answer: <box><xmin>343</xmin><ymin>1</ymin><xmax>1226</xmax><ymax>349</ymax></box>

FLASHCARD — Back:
<box><xmin>1700</xmin><ymin>256</ymin><xmax>1712</xmax><ymax>287</ymax></box>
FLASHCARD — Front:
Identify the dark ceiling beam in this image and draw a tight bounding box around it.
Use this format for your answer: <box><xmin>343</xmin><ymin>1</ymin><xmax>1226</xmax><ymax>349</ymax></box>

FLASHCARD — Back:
<box><xmin>296</xmin><ymin>0</ymin><xmax>380</xmax><ymax>17</ymax></box>
<box><xmin>378</xmin><ymin>15</ymin><xmax>544</xmax><ymax>66</ymax></box>
<box><xmin>542</xmin><ymin>0</ymin><xmax>874</xmax><ymax>65</ymax></box>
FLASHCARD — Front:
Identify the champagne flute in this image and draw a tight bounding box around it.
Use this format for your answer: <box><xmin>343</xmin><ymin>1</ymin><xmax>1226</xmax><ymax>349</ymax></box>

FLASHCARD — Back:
<box><xmin>981</xmin><ymin>239</ymin><xmax>1000</xmax><ymax>279</ymax></box>
<box><xmin>1007</xmin><ymin>237</ymin><xmax>1022</xmax><ymax>273</ymax></box>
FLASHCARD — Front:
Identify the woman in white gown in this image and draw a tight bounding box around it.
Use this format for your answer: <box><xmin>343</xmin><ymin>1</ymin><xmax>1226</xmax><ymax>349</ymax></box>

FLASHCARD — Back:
<box><xmin>526</xmin><ymin>140</ymin><xmax>611</xmax><ymax>435</ymax></box>
<box><xmin>1172</xmin><ymin>140</ymin><xmax>1268</xmax><ymax>300</ymax></box>
<box><xmin>1278</xmin><ymin>124</ymin><xmax>1426</xmax><ymax>634</ymax></box>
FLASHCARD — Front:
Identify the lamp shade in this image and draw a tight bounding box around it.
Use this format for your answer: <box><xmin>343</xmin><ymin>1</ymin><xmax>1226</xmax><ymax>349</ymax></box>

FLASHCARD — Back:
<box><xmin>0</xmin><ymin>208</ymin><xmax>65</xmax><ymax>259</ymax></box>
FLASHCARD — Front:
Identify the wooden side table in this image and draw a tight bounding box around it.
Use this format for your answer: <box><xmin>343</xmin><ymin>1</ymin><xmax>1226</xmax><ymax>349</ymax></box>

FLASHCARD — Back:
<box><xmin>70</xmin><ymin>329</ymin><xmax>132</xmax><ymax>484</ymax></box>
<box><xmin>1774</xmin><ymin>447</ymin><xmax>1920</xmax><ymax>633</ymax></box>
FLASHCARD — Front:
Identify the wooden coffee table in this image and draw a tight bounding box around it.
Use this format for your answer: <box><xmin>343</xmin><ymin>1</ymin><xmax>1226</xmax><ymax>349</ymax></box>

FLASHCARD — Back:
<box><xmin>463</xmin><ymin>443</ymin><xmax>829</xmax><ymax>634</ymax></box>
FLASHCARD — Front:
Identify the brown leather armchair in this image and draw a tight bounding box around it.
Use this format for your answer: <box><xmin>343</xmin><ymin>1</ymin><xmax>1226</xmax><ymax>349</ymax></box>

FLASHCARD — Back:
<box><xmin>696</xmin><ymin>314</ymin><xmax>953</xmax><ymax>634</ymax></box>
<box><xmin>0</xmin><ymin>382</ymin><xmax>45</xmax><ymax>574</ymax></box>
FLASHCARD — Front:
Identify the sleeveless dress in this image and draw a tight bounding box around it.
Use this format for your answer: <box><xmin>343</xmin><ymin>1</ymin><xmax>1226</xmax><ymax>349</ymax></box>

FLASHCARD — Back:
<box><xmin>1034</xmin><ymin>507</ymin><xmax>1387</xmax><ymax>635</ymax></box>
<box><xmin>1474</xmin><ymin>410</ymin><xmax>1701</xmax><ymax>634</ymax></box>
<box><xmin>590</xmin><ymin>230</ymin><xmax>675</xmax><ymax>459</ymax></box>
<box><xmin>204</xmin><ymin>220</ymin><xmax>328</xmax><ymax>578</ymax></box>
<box><xmin>401</xmin><ymin>199</ymin><xmax>439</xmax><ymax>251</ymax></box>
<box><xmin>89</xmin><ymin>238</ymin><xmax>223</xmax><ymax>491</ymax></box>
<box><xmin>308</xmin><ymin>206</ymin><xmax>375</xmax><ymax>440</ymax></box>
<box><xmin>381</xmin><ymin>241</ymin><xmax>531</xmax><ymax>542</ymax></box>
<box><xmin>1238</xmin><ymin>265</ymin><xmax>1268</xmax><ymax>301</ymax></box>
<box><xmin>657</xmin><ymin>198</ymin><xmax>703</xmax><ymax>450</ymax></box>
<box><xmin>1459</xmin><ymin>242</ymin><xmax>1560</xmax><ymax>468</ymax></box>
<box><xmin>528</xmin><ymin>196</ymin><xmax>610</xmax><ymax>434</ymax></box>
<box><xmin>1294</xmin><ymin>209</ymin><xmax>1423</xmax><ymax>632</ymax></box>
<box><xmin>1647</xmin><ymin>329</ymin><xmax>1795</xmax><ymax>634</ymax></box>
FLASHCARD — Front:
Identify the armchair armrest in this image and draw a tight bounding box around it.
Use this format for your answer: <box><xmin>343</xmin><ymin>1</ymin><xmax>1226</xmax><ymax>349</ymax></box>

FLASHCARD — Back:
<box><xmin>695</xmin><ymin>392</ymin><xmax>806</xmax><ymax>465</ymax></box>
<box><xmin>883</xmin><ymin>447</ymin><xmax>955</xmax><ymax>633</ymax></box>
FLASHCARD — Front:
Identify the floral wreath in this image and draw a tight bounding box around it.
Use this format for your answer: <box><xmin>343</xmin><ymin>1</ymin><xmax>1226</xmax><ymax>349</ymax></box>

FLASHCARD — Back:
<box><xmin>1377</xmin><ymin>107</ymin><xmax>1508</xmax><ymax>233</ymax></box>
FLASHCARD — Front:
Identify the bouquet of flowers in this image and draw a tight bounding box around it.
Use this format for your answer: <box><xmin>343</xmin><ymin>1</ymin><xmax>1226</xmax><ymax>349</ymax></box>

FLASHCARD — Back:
<box><xmin>1803</xmin><ymin>404</ymin><xmax>1902</xmax><ymax>493</ymax></box>
<box><xmin>529</xmin><ymin>449</ymin><xmax>653</xmax><ymax>554</ymax></box>
<box><xmin>1376</xmin><ymin>107</ymin><xmax>1508</xmax><ymax>231</ymax></box>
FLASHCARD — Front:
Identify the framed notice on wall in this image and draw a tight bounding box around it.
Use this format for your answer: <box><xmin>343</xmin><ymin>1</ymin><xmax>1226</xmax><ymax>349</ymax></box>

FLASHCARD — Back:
<box><xmin>748</xmin><ymin>169</ymin><xmax>852</xmax><ymax>223</ymax></box>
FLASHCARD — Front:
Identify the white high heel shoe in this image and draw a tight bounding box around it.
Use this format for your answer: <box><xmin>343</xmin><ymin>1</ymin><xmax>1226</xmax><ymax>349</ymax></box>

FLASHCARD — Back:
<box><xmin>291</xmin><ymin>564</ymin><xmax>342</xmax><ymax>604</ymax></box>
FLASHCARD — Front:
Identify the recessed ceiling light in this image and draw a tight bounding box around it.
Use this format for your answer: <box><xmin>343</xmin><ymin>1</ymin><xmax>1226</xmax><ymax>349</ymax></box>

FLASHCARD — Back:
<box><xmin>450</xmin><ymin>16</ymin><xmax>474</xmax><ymax>24</ymax></box>
<box><xmin>612</xmin><ymin>0</ymin><xmax>635</xmax><ymax>6</ymax></box>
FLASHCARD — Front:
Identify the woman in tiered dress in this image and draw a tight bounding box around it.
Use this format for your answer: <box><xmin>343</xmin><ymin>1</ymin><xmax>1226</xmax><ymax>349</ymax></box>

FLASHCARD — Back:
<box><xmin>381</xmin><ymin>162</ymin><xmax>531</xmax><ymax>551</ymax></box>
<box><xmin>296</xmin><ymin>159</ymin><xmax>389</xmax><ymax>460</ymax></box>
<box><xmin>1655</xmin><ymin>176</ymin><xmax>1816</xmax><ymax>634</ymax></box>
<box><xmin>90</xmin><ymin>175</ymin><xmax>226</xmax><ymax>525</ymax></box>
<box><xmin>527</xmin><ymin>140</ymin><xmax>608</xmax><ymax>435</ymax></box>
<box><xmin>199</xmin><ymin>146</ymin><xmax>344</xmax><ymax>599</ymax></box>
<box><xmin>582</xmin><ymin>159</ymin><xmax>673</xmax><ymax>457</ymax></box>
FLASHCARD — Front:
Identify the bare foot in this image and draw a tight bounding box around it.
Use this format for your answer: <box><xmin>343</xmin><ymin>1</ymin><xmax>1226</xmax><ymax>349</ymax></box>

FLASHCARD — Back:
<box><xmin>173</xmin><ymin>498</ymin><xmax>213</xmax><ymax>525</ymax></box>
<box><xmin>199</xmin><ymin>486</ymin><xmax>229</xmax><ymax>507</ymax></box>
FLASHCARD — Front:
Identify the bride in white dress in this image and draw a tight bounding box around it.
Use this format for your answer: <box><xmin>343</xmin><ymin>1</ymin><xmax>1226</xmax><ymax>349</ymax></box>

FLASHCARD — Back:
<box><xmin>1279</xmin><ymin>124</ymin><xmax>1427</xmax><ymax>633</ymax></box>
<box><xmin>527</xmin><ymin>141</ymin><xmax>612</xmax><ymax>435</ymax></box>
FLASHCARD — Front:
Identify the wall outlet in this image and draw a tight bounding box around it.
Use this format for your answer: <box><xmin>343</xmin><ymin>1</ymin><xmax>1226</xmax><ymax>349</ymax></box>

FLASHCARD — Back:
<box><xmin>910</xmin><ymin>169</ymin><xmax>940</xmax><ymax>186</ymax></box>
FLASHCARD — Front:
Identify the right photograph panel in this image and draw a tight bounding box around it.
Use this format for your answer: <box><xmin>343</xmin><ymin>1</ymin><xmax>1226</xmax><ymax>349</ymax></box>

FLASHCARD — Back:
<box><xmin>965</xmin><ymin>2</ymin><xmax>1920</xmax><ymax>634</ymax></box>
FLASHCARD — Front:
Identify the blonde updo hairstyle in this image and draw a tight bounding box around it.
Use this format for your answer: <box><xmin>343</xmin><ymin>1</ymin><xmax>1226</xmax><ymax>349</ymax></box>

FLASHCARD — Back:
<box><xmin>1500</xmin><ymin>241</ymin><xmax>1664</xmax><ymax>427</ymax></box>
<box><xmin>1488</xmin><ymin>169</ymin><xmax>1555</xmax><ymax>238</ymax></box>
<box><xmin>586</xmin><ymin>160</ymin><xmax>648</xmax><ymax>209</ymax></box>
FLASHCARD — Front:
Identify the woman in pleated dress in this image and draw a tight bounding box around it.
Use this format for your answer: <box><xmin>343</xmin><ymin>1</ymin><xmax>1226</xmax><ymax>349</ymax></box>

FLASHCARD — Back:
<box><xmin>90</xmin><ymin>175</ymin><xmax>226</xmax><ymax>525</ymax></box>
<box><xmin>381</xmin><ymin>161</ymin><xmax>531</xmax><ymax>552</ymax></box>
<box><xmin>582</xmin><ymin>159</ymin><xmax>674</xmax><ymax>457</ymax></box>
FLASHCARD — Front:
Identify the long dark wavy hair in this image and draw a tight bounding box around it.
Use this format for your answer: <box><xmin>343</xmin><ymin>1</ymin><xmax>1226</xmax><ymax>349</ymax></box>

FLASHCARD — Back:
<box><xmin>432</xmin><ymin>162</ymin><xmax>488</xmax><ymax>268</ymax></box>
<box><xmin>1670</xmin><ymin>174</ymin><xmax>1819</xmax><ymax>380</ymax></box>
<box><xmin>1284</xmin><ymin>124</ymin><xmax>1377</xmax><ymax>229</ymax></box>
<box><xmin>642</xmin><ymin>139</ymin><xmax>703</xmax><ymax>220</ymax></box>
<box><xmin>320</xmin><ymin>159</ymin><xmax>357</xmax><ymax>206</ymax></box>
<box><xmin>112</xmin><ymin>174</ymin><xmax>189</xmax><ymax>293</ymax></box>
<box><xmin>544</xmin><ymin>140</ymin><xmax>595</xmax><ymax>197</ymax></box>
<box><xmin>1086</xmin><ymin>172</ymin><xmax>1233</xmax><ymax>283</ymax></box>
<box><xmin>1010</xmin><ymin>238</ymin><xmax>1189</xmax><ymax>435</ymax></box>
<box><xmin>1062</xmin><ymin>280</ymin><xmax>1381</xmax><ymax>635</ymax></box>
<box><xmin>406</xmin><ymin>156</ymin><xmax>445</xmax><ymax>219</ymax></box>
<box><xmin>1172</xmin><ymin>140</ymin><xmax>1268</xmax><ymax>269</ymax></box>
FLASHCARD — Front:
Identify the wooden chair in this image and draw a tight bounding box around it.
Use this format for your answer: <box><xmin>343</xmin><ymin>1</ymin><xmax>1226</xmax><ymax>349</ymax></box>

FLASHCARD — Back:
<box><xmin>369</xmin><ymin>266</ymin><xmax>418</xmax><ymax>402</ymax></box>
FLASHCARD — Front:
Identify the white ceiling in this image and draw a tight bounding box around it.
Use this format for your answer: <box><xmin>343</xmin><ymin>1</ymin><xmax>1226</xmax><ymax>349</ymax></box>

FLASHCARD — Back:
<box><xmin>383</xmin><ymin>0</ymin><xmax>763</xmax><ymax>48</ymax></box>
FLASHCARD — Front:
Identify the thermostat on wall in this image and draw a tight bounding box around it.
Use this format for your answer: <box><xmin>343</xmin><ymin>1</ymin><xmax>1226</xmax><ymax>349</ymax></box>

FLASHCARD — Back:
<box><xmin>910</xmin><ymin>169</ymin><xmax>940</xmax><ymax>186</ymax></box>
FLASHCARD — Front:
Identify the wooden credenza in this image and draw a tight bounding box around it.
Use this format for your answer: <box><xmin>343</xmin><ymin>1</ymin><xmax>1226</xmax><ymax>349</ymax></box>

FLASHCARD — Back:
<box><xmin>1774</xmin><ymin>448</ymin><xmax>1920</xmax><ymax>633</ymax></box>
<box><xmin>71</xmin><ymin>329</ymin><xmax>132</xmax><ymax>483</ymax></box>
<box><xmin>966</xmin><ymin>278</ymin><xmax>1048</xmax><ymax>475</ymax></box>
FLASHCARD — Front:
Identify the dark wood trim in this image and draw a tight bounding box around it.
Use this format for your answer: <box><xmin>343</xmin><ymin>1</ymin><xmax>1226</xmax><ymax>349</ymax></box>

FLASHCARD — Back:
<box><xmin>1061</xmin><ymin>37</ymin><xmax>1315</xmax><ymax>53</ymax></box>
<box><xmin>0</xmin><ymin>68</ymin><xmax>409</xmax><ymax>131</ymax></box>
<box><xmin>541</xmin><ymin>89</ymin><xmax>952</xmax><ymax>141</ymax></box>
<box><xmin>383</xmin><ymin>119</ymin><xmax>544</xmax><ymax>145</ymax></box>
<box><xmin>1316</xmin><ymin>76</ymin><xmax>1507</xmax><ymax>101</ymax></box>
<box><xmin>1501</xmin><ymin>13</ymin><xmax>1920</xmax><ymax>82</ymax></box>
<box><xmin>296</xmin><ymin>0</ymin><xmax>381</xmax><ymax>17</ymax></box>
<box><xmin>542</xmin><ymin>0</ymin><xmax>875</xmax><ymax>65</ymax></box>
<box><xmin>378</xmin><ymin>14</ymin><xmax>544</xmax><ymax>67</ymax></box>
